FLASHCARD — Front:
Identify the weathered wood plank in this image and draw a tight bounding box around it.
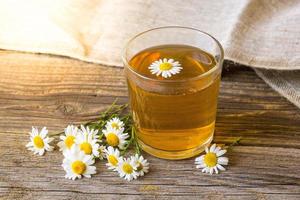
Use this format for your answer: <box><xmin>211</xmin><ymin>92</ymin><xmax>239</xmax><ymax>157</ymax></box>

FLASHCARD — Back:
<box><xmin>1</xmin><ymin>135</ymin><xmax>300</xmax><ymax>199</ymax></box>
<box><xmin>0</xmin><ymin>50</ymin><xmax>299</xmax><ymax>199</ymax></box>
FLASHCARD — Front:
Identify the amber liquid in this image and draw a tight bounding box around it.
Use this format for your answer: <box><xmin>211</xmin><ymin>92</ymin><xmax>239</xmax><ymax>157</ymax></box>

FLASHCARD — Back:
<box><xmin>127</xmin><ymin>45</ymin><xmax>221</xmax><ymax>159</ymax></box>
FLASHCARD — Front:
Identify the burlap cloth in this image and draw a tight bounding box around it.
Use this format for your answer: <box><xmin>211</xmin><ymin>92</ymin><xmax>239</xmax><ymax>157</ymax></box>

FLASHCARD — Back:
<box><xmin>0</xmin><ymin>0</ymin><xmax>299</xmax><ymax>107</ymax></box>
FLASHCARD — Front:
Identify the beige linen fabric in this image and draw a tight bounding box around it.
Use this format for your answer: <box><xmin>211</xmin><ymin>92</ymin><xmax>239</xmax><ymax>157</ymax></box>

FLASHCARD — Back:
<box><xmin>0</xmin><ymin>0</ymin><xmax>299</xmax><ymax>106</ymax></box>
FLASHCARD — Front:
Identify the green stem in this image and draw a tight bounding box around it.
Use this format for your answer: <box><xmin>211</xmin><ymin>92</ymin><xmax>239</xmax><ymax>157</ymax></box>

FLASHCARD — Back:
<box><xmin>49</xmin><ymin>98</ymin><xmax>141</xmax><ymax>157</ymax></box>
<box><xmin>225</xmin><ymin>137</ymin><xmax>242</xmax><ymax>152</ymax></box>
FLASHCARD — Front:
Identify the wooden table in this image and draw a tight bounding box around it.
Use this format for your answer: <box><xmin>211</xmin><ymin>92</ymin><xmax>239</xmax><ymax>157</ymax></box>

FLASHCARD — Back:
<box><xmin>0</xmin><ymin>50</ymin><xmax>299</xmax><ymax>200</ymax></box>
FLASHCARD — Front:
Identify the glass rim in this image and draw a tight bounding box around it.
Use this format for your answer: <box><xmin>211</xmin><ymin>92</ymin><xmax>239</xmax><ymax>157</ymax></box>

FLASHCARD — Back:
<box><xmin>122</xmin><ymin>26</ymin><xmax>224</xmax><ymax>83</ymax></box>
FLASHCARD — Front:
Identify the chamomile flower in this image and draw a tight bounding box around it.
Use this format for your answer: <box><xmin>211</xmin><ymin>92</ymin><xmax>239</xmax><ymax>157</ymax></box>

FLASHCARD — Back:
<box><xmin>117</xmin><ymin>157</ymin><xmax>139</xmax><ymax>181</ymax></box>
<box><xmin>62</xmin><ymin>146</ymin><xmax>96</xmax><ymax>180</ymax></box>
<box><xmin>103</xmin><ymin>127</ymin><xmax>128</xmax><ymax>149</ymax></box>
<box><xmin>26</xmin><ymin>127</ymin><xmax>54</xmax><ymax>156</ymax></box>
<box><xmin>132</xmin><ymin>154</ymin><xmax>149</xmax><ymax>176</ymax></box>
<box><xmin>195</xmin><ymin>144</ymin><xmax>228</xmax><ymax>175</ymax></box>
<box><xmin>57</xmin><ymin>125</ymin><xmax>78</xmax><ymax>152</ymax></box>
<box><xmin>79</xmin><ymin>125</ymin><xmax>100</xmax><ymax>140</ymax></box>
<box><xmin>149</xmin><ymin>58</ymin><xmax>182</xmax><ymax>78</ymax></box>
<box><xmin>98</xmin><ymin>145</ymin><xmax>106</xmax><ymax>160</ymax></box>
<box><xmin>76</xmin><ymin>128</ymin><xmax>100</xmax><ymax>158</ymax></box>
<box><xmin>105</xmin><ymin>117</ymin><xmax>125</xmax><ymax>131</ymax></box>
<box><xmin>105</xmin><ymin>146</ymin><xmax>122</xmax><ymax>171</ymax></box>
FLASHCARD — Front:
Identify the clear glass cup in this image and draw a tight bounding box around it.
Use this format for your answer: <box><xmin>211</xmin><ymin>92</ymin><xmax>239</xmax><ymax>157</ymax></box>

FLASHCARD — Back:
<box><xmin>122</xmin><ymin>26</ymin><xmax>224</xmax><ymax>160</ymax></box>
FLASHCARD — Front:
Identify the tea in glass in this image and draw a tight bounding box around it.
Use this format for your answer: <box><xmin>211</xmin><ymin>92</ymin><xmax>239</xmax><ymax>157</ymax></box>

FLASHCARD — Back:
<box><xmin>123</xmin><ymin>27</ymin><xmax>223</xmax><ymax>159</ymax></box>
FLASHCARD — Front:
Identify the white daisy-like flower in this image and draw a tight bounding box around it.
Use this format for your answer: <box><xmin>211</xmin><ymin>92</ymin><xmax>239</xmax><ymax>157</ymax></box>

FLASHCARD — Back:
<box><xmin>76</xmin><ymin>128</ymin><xmax>100</xmax><ymax>158</ymax></box>
<box><xmin>149</xmin><ymin>58</ymin><xmax>182</xmax><ymax>78</ymax></box>
<box><xmin>117</xmin><ymin>157</ymin><xmax>139</xmax><ymax>181</ymax></box>
<box><xmin>105</xmin><ymin>117</ymin><xmax>125</xmax><ymax>131</ymax></box>
<box><xmin>26</xmin><ymin>127</ymin><xmax>54</xmax><ymax>156</ymax></box>
<box><xmin>195</xmin><ymin>143</ymin><xmax>229</xmax><ymax>175</ymax></box>
<box><xmin>62</xmin><ymin>146</ymin><xmax>96</xmax><ymax>180</ymax></box>
<box><xmin>57</xmin><ymin>125</ymin><xmax>79</xmax><ymax>152</ymax></box>
<box><xmin>132</xmin><ymin>154</ymin><xmax>149</xmax><ymax>177</ymax></box>
<box><xmin>98</xmin><ymin>145</ymin><xmax>106</xmax><ymax>160</ymax></box>
<box><xmin>79</xmin><ymin>125</ymin><xmax>100</xmax><ymax>140</ymax></box>
<box><xmin>102</xmin><ymin>127</ymin><xmax>128</xmax><ymax>149</ymax></box>
<box><xmin>105</xmin><ymin>146</ymin><xmax>122</xmax><ymax>171</ymax></box>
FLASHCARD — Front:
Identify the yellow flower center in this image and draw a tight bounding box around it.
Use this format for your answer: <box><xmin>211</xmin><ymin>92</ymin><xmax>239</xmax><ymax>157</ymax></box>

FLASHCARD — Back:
<box><xmin>71</xmin><ymin>160</ymin><xmax>86</xmax><ymax>175</ymax></box>
<box><xmin>33</xmin><ymin>136</ymin><xmax>44</xmax><ymax>149</ymax></box>
<box><xmin>122</xmin><ymin>163</ymin><xmax>133</xmax><ymax>174</ymax></box>
<box><xmin>204</xmin><ymin>152</ymin><xmax>217</xmax><ymax>167</ymax></box>
<box><xmin>65</xmin><ymin>135</ymin><xmax>75</xmax><ymax>149</ymax></box>
<box><xmin>111</xmin><ymin>122</ymin><xmax>120</xmax><ymax>129</ymax></box>
<box><xmin>108</xmin><ymin>155</ymin><xmax>118</xmax><ymax>166</ymax></box>
<box><xmin>159</xmin><ymin>63</ymin><xmax>172</xmax><ymax>71</ymax></box>
<box><xmin>136</xmin><ymin>161</ymin><xmax>143</xmax><ymax>171</ymax></box>
<box><xmin>106</xmin><ymin>133</ymin><xmax>119</xmax><ymax>147</ymax></box>
<box><xmin>80</xmin><ymin>142</ymin><xmax>92</xmax><ymax>155</ymax></box>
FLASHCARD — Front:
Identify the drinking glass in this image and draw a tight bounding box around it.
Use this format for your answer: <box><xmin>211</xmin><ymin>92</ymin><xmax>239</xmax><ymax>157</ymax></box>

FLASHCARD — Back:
<box><xmin>122</xmin><ymin>26</ymin><xmax>224</xmax><ymax>159</ymax></box>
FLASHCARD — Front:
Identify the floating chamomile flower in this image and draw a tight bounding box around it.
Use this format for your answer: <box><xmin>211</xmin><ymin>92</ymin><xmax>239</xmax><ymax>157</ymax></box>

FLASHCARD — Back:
<box><xmin>105</xmin><ymin>146</ymin><xmax>122</xmax><ymax>171</ymax></box>
<box><xmin>62</xmin><ymin>146</ymin><xmax>96</xmax><ymax>180</ymax></box>
<box><xmin>149</xmin><ymin>58</ymin><xmax>182</xmax><ymax>78</ymax></box>
<box><xmin>117</xmin><ymin>157</ymin><xmax>139</xmax><ymax>181</ymax></box>
<box><xmin>57</xmin><ymin>125</ymin><xmax>78</xmax><ymax>152</ymax></box>
<box><xmin>195</xmin><ymin>143</ymin><xmax>228</xmax><ymax>175</ymax></box>
<box><xmin>76</xmin><ymin>127</ymin><xmax>100</xmax><ymax>158</ymax></box>
<box><xmin>103</xmin><ymin>127</ymin><xmax>128</xmax><ymax>149</ymax></box>
<box><xmin>132</xmin><ymin>154</ymin><xmax>149</xmax><ymax>176</ymax></box>
<box><xmin>26</xmin><ymin>127</ymin><xmax>54</xmax><ymax>156</ymax></box>
<box><xmin>98</xmin><ymin>145</ymin><xmax>106</xmax><ymax>160</ymax></box>
<box><xmin>105</xmin><ymin>117</ymin><xmax>125</xmax><ymax>131</ymax></box>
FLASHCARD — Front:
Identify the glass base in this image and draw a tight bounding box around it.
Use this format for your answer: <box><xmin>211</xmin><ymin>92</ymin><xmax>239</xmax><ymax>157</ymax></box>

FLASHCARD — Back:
<box><xmin>137</xmin><ymin>134</ymin><xmax>213</xmax><ymax>160</ymax></box>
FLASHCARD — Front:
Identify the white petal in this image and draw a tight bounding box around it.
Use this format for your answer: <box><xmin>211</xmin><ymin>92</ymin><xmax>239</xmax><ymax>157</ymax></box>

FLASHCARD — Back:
<box><xmin>85</xmin><ymin>166</ymin><xmax>96</xmax><ymax>175</ymax></box>
<box><xmin>210</xmin><ymin>144</ymin><xmax>216</xmax><ymax>152</ymax></box>
<box><xmin>196</xmin><ymin>164</ymin><xmax>206</xmax><ymax>169</ymax></box>
<box><xmin>216</xmin><ymin>149</ymin><xmax>227</xmax><ymax>157</ymax></box>
<box><xmin>195</xmin><ymin>161</ymin><xmax>204</xmax><ymax>166</ymax></box>
<box><xmin>162</xmin><ymin>71</ymin><xmax>168</xmax><ymax>78</ymax></box>
<box><xmin>166</xmin><ymin>71</ymin><xmax>172</xmax><ymax>77</ymax></box>
<box><xmin>213</xmin><ymin>166</ymin><xmax>219</xmax><ymax>174</ymax></box>
<box><xmin>46</xmin><ymin>145</ymin><xmax>54</xmax><ymax>152</ymax></box>
<box><xmin>33</xmin><ymin>150</ymin><xmax>39</xmax><ymax>155</ymax></box>
<box><xmin>40</xmin><ymin>127</ymin><xmax>48</xmax><ymax>138</ymax></box>
<box><xmin>27</xmin><ymin>147</ymin><xmax>35</xmax><ymax>152</ymax></box>
<box><xmin>38</xmin><ymin>149</ymin><xmax>45</xmax><ymax>156</ymax></box>
<box><xmin>205</xmin><ymin>147</ymin><xmax>209</xmax><ymax>153</ymax></box>
<box><xmin>47</xmin><ymin>137</ymin><xmax>54</xmax><ymax>143</ymax></box>
<box><xmin>216</xmin><ymin>164</ymin><xmax>226</xmax><ymax>171</ymax></box>
<box><xmin>60</xmin><ymin>135</ymin><xmax>66</xmax><ymax>140</ymax></box>
<box><xmin>84</xmin><ymin>174</ymin><xmax>91</xmax><ymax>178</ymax></box>
<box><xmin>170</xmin><ymin>68</ymin><xmax>180</xmax><ymax>74</ymax></box>
<box><xmin>195</xmin><ymin>155</ymin><xmax>204</xmax><ymax>162</ymax></box>
<box><xmin>209</xmin><ymin>168</ymin><xmax>214</xmax><ymax>175</ymax></box>
<box><xmin>26</xmin><ymin>142</ymin><xmax>33</xmax><ymax>147</ymax></box>
<box><xmin>149</xmin><ymin>66</ymin><xmax>157</xmax><ymax>70</ymax></box>
<box><xmin>218</xmin><ymin>157</ymin><xmax>229</xmax><ymax>165</ymax></box>
<box><xmin>32</xmin><ymin>127</ymin><xmax>38</xmax><ymax>135</ymax></box>
<box><xmin>214</xmin><ymin>146</ymin><xmax>221</xmax><ymax>153</ymax></box>
<box><xmin>84</xmin><ymin>157</ymin><xmax>94</xmax><ymax>165</ymax></box>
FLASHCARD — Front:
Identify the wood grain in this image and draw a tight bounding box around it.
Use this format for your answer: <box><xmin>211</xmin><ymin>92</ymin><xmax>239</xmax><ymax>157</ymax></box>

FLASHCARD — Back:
<box><xmin>0</xmin><ymin>50</ymin><xmax>299</xmax><ymax>200</ymax></box>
